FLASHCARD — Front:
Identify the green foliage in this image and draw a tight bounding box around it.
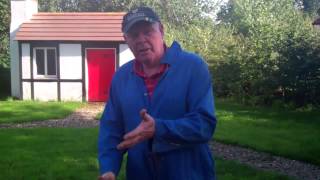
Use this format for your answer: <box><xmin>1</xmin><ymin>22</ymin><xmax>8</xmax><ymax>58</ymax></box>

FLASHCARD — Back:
<box><xmin>207</xmin><ymin>25</ymin><xmax>245</xmax><ymax>97</ymax></box>
<box><xmin>38</xmin><ymin>0</ymin><xmax>218</xmax><ymax>25</ymax></box>
<box><xmin>39</xmin><ymin>0</ymin><xmax>127</xmax><ymax>12</ymax></box>
<box><xmin>277</xmin><ymin>27</ymin><xmax>320</xmax><ymax>106</ymax></box>
<box><xmin>164</xmin><ymin>18</ymin><xmax>215</xmax><ymax>58</ymax></box>
<box><xmin>0</xmin><ymin>0</ymin><xmax>10</xmax><ymax>68</ymax></box>
<box><xmin>0</xmin><ymin>0</ymin><xmax>10</xmax><ymax>97</ymax></box>
<box><xmin>212</xmin><ymin>0</ymin><xmax>320</xmax><ymax>107</ymax></box>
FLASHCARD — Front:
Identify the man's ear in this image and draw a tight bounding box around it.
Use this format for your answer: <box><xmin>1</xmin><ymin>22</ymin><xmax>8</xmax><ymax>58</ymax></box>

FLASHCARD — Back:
<box><xmin>123</xmin><ymin>34</ymin><xmax>128</xmax><ymax>41</ymax></box>
<box><xmin>159</xmin><ymin>23</ymin><xmax>164</xmax><ymax>37</ymax></box>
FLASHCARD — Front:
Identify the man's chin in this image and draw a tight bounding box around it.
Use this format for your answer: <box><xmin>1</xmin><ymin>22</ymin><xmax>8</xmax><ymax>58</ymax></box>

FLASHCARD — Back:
<box><xmin>137</xmin><ymin>56</ymin><xmax>152</xmax><ymax>63</ymax></box>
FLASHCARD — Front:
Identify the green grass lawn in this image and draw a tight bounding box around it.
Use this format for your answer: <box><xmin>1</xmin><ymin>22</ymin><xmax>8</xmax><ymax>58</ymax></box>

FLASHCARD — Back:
<box><xmin>0</xmin><ymin>128</ymin><xmax>98</xmax><ymax>180</ymax></box>
<box><xmin>0</xmin><ymin>99</ymin><xmax>315</xmax><ymax>179</ymax></box>
<box><xmin>0</xmin><ymin>100</ymin><xmax>82</xmax><ymax>124</ymax></box>
<box><xmin>0</xmin><ymin>128</ymin><xmax>292</xmax><ymax>180</ymax></box>
<box><xmin>214</xmin><ymin>99</ymin><xmax>320</xmax><ymax>166</ymax></box>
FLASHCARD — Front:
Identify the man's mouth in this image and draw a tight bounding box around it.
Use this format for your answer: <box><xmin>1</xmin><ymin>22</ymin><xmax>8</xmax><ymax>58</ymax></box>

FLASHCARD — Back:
<box><xmin>138</xmin><ymin>48</ymin><xmax>150</xmax><ymax>53</ymax></box>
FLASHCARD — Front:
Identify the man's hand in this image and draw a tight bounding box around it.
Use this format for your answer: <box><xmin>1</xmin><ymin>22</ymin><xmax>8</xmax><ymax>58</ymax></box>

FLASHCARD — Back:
<box><xmin>98</xmin><ymin>172</ymin><xmax>115</xmax><ymax>180</ymax></box>
<box><xmin>117</xmin><ymin>109</ymin><xmax>155</xmax><ymax>150</ymax></box>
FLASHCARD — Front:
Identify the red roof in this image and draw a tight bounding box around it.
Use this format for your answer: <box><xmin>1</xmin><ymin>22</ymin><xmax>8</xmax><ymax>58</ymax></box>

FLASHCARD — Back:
<box><xmin>15</xmin><ymin>12</ymin><xmax>126</xmax><ymax>41</ymax></box>
<box><xmin>313</xmin><ymin>18</ymin><xmax>320</xmax><ymax>25</ymax></box>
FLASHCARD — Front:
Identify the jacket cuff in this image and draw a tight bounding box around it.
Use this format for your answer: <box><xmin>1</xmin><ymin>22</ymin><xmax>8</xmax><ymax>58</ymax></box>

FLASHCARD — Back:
<box><xmin>152</xmin><ymin>119</ymin><xmax>183</xmax><ymax>153</ymax></box>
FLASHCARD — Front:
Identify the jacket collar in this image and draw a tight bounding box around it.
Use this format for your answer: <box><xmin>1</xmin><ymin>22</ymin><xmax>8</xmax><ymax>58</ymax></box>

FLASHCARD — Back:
<box><xmin>160</xmin><ymin>41</ymin><xmax>181</xmax><ymax>65</ymax></box>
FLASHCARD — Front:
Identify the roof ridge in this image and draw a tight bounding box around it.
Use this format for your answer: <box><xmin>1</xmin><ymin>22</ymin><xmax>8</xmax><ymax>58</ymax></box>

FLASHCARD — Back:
<box><xmin>16</xmin><ymin>12</ymin><xmax>126</xmax><ymax>41</ymax></box>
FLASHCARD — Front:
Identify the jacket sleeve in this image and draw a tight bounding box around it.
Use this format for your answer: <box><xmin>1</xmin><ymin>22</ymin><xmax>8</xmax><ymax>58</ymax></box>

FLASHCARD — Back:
<box><xmin>98</xmin><ymin>80</ymin><xmax>125</xmax><ymax>175</ymax></box>
<box><xmin>152</xmin><ymin>59</ymin><xmax>216</xmax><ymax>153</ymax></box>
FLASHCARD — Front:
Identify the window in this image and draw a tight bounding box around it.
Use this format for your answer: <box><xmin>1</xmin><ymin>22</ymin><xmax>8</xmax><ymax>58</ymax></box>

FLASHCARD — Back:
<box><xmin>34</xmin><ymin>48</ymin><xmax>57</xmax><ymax>78</ymax></box>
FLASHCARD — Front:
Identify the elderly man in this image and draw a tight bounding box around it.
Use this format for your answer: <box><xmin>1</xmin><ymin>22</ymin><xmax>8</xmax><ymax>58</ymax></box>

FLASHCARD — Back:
<box><xmin>98</xmin><ymin>6</ymin><xmax>217</xmax><ymax>180</ymax></box>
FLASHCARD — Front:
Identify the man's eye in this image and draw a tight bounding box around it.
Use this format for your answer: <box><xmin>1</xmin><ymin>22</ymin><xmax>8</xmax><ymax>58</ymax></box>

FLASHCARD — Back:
<box><xmin>144</xmin><ymin>30</ymin><xmax>152</xmax><ymax>36</ymax></box>
<box><xmin>129</xmin><ymin>33</ymin><xmax>138</xmax><ymax>39</ymax></box>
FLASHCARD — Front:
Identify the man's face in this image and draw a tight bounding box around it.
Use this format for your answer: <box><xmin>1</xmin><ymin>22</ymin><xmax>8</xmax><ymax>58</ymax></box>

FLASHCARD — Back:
<box><xmin>124</xmin><ymin>21</ymin><xmax>164</xmax><ymax>65</ymax></box>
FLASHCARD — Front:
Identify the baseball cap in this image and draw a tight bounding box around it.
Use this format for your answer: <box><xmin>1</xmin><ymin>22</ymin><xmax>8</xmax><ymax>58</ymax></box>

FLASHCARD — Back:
<box><xmin>122</xmin><ymin>6</ymin><xmax>160</xmax><ymax>34</ymax></box>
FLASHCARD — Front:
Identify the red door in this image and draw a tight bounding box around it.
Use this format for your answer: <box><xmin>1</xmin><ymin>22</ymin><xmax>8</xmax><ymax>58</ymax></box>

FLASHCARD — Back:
<box><xmin>87</xmin><ymin>49</ymin><xmax>115</xmax><ymax>102</ymax></box>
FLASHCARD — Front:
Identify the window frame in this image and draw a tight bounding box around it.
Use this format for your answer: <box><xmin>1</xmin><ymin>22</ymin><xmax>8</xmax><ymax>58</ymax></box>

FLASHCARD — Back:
<box><xmin>33</xmin><ymin>47</ymin><xmax>57</xmax><ymax>79</ymax></box>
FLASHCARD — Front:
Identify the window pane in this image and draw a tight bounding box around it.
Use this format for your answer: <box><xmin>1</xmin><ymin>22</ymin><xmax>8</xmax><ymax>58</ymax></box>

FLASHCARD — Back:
<box><xmin>47</xmin><ymin>49</ymin><xmax>56</xmax><ymax>75</ymax></box>
<box><xmin>36</xmin><ymin>49</ymin><xmax>45</xmax><ymax>75</ymax></box>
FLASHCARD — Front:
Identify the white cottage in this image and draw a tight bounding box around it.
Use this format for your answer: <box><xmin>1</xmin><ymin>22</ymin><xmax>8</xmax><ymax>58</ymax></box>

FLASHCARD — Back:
<box><xmin>10</xmin><ymin>0</ymin><xmax>134</xmax><ymax>102</ymax></box>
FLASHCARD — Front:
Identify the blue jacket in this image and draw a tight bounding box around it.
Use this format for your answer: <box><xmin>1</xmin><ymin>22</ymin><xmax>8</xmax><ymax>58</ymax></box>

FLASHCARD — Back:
<box><xmin>98</xmin><ymin>41</ymin><xmax>216</xmax><ymax>180</ymax></box>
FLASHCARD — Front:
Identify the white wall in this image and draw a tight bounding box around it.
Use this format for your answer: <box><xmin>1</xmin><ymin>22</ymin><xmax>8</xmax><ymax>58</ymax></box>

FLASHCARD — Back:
<box><xmin>22</xmin><ymin>82</ymin><xmax>31</xmax><ymax>100</ymax></box>
<box><xmin>21</xmin><ymin>44</ymin><xmax>32</xmax><ymax>99</ymax></box>
<box><xmin>34</xmin><ymin>82</ymin><xmax>57</xmax><ymax>101</ymax></box>
<box><xmin>21</xmin><ymin>43</ymin><xmax>31</xmax><ymax>79</ymax></box>
<box><xmin>10</xmin><ymin>0</ymin><xmax>38</xmax><ymax>98</ymax></box>
<box><xmin>59</xmin><ymin>44</ymin><xmax>83</xmax><ymax>101</ymax></box>
<box><xmin>59</xmin><ymin>44</ymin><xmax>82</xmax><ymax>79</ymax></box>
<box><xmin>119</xmin><ymin>44</ymin><xmax>134</xmax><ymax>66</ymax></box>
<box><xmin>60</xmin><ymin>82</ymin><xmax>82</xmax><ymax>101</ymax></box>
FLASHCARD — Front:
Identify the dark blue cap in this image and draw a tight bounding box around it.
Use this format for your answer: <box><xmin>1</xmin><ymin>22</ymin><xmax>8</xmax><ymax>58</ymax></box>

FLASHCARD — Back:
<box><xmin>122</xmin><ymin>6</ymin><xmax>160</xmax><ymax>33</ymax></box>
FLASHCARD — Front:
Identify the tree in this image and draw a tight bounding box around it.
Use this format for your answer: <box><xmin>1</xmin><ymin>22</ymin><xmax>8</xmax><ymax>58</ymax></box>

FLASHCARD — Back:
<box><xmin>213</xmin><ymin>0</ymin><xmax>320</xmax><ymax>106</ymax></box>
<box><xmin>0</xmin><ymin>0</ymin><xmax>10</xmax><ymax>68</ymax></box>
<box><xmin>0</xmin><ymin>0</ymin><xmax>10</xmax><ymax>95</ymax></box>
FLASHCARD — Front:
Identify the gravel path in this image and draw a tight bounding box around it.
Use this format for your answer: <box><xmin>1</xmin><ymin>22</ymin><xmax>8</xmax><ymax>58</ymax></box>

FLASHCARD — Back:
<box><xmin>210</xmin><ymin>141</ymin><xmax>320</xmax><ymax>180</ymax></box>
<box><xmin>1</xmin><ymin>103</ymin><xmax>319</xmax><ymax>180</ymax></box>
